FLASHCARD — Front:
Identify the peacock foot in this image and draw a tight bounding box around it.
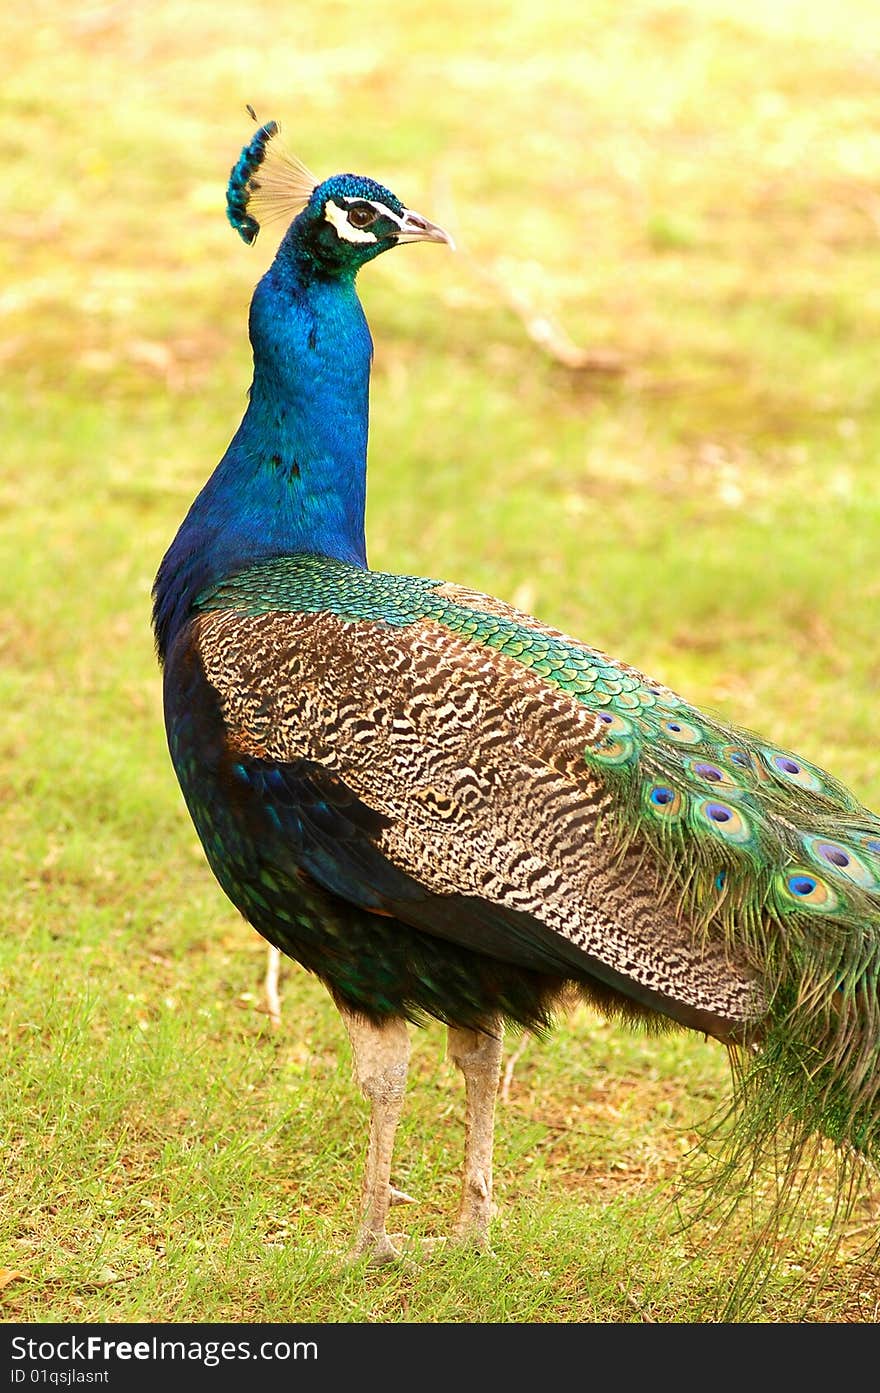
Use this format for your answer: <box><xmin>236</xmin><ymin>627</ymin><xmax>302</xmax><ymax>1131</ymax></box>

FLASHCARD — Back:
<box><xmin>347</xmin><ymin>1227</ymin><xmax>403</xmax><ymax>1265</ymax></box>
<box><xmin>451</xmin><ymin>1170</ymin><xmax>496</xmax><ymax>1250</ymax></box>
<box><xmin>451</xmin><ymin>1225</ymin><xmax>494</xmax><ymax>1254</ymax></box>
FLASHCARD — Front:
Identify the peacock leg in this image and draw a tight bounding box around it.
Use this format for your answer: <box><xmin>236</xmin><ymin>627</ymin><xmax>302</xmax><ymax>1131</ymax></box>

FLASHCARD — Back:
<box><xmin>263</xmin><ymin>943</ymin><xmax>282</xmax><ymax>1027</ymax></box>
<box><xmin>340</xmin><ymin>1007</ymin><xmax>411</xmax><ymax>1263</ymax></box>
<box><xmin>447</xmin><ymin>1019</ymin><xmax>504</xmax><ymax>1248</ymax></box>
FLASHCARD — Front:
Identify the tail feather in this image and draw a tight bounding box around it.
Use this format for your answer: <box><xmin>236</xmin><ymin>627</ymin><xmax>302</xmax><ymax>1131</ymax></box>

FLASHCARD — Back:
<box><xmin>582</xmin><ymin>688</ymin><xmax>880</xmax><ymax>1192</ymax></box>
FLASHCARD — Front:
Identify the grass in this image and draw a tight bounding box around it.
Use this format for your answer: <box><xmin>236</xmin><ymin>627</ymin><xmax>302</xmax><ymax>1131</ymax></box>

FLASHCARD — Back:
<box><xmin>3</xmin><ymin>0</ymin><xmax>880</xmax><ymax>1323</ymax></box>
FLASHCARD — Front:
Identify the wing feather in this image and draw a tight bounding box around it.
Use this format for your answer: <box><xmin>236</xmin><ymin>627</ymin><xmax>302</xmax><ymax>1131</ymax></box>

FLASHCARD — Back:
<box><xmin>195</xmin><ymin>604</ymin><xmax>764</xmax><ymax>1034</ymax></box>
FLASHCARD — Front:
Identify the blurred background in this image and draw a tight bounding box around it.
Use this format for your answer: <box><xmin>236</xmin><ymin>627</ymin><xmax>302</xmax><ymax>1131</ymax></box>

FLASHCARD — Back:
<box><xmin>3</xmin><ymin>0</ymin><xmax>880</xmax><ymax>1322</ymax></box>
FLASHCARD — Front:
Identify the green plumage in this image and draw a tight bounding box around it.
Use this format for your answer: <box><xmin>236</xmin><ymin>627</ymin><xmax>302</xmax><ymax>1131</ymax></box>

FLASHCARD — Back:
<box><xmin>200</xmin><ymin>552</ymin><xmax>680</xmax><ymax>700</ymax></box>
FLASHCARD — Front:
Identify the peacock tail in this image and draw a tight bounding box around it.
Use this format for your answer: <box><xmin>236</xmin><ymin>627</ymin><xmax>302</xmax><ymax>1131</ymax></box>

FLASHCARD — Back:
<box><xmin>181</xmin><ymin>554</ymin><xmax>880</xmax><ymax>1181</ymax></box>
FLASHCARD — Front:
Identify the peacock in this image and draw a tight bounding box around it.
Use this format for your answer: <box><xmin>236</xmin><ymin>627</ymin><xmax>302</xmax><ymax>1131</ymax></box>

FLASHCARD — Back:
<box><xmin>153</xmin><ymin>118</ymin><xmax>880</xmax><ymax>1266</ymax></box>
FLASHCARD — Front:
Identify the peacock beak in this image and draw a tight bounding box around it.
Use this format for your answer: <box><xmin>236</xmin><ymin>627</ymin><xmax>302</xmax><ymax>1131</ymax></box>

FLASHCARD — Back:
<box><xmin>395</xmin><ymin>208</ymin><xmax>455</xmax><ymax>249</ymax></box>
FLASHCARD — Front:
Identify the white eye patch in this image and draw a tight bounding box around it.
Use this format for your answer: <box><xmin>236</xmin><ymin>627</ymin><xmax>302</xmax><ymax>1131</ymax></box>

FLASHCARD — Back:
<box><xmin>323</xmin><ymin>199</ymin><xmax>379</xmax><ymax>244</ymax></box>
<box><xmin>323</xmin><ymin>198</ymin><xmax>404</xmax><ymax>244</ymax></box>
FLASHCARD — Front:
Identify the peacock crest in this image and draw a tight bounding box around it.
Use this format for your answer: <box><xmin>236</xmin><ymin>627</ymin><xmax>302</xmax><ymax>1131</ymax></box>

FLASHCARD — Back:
<box><xmin>226</xmin><ymin>108</ymin><xmax>317</xmax><ymax>244</ymax></box>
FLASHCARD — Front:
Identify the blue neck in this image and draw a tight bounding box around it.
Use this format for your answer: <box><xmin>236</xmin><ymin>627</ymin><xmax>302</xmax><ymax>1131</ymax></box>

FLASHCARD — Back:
<box><xmin>153</xmin><ymin>248</ymin><xmax>372</xmax><ymax>660</ymax></box>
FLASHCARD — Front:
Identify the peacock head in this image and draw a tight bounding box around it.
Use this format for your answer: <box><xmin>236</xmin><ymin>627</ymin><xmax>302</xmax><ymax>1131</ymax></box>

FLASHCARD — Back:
<box><xmin>226</xmin><ymin>117</ymin><xmax>452</xmax><ymax>276</ymax></box>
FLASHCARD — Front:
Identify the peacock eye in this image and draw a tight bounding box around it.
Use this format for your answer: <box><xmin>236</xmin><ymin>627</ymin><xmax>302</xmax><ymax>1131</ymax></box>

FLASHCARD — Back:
<box><xmin>348</xmin><ymin>205</ymin><xmax>377</xmax><ymax>229</ymax></box>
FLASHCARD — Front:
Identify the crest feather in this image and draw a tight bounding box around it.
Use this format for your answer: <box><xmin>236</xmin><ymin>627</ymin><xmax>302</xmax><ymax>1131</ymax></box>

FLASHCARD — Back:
<box><xmin>226</xmin><ymin>110</ymin><xmax>317</xmax><ymax>245</ymax></box>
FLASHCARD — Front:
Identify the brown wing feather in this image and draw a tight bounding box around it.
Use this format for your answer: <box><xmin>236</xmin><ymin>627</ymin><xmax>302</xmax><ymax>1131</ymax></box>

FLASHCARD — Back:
<box><xmin>196</xmin><ymin>607</ymin><xmax>764</xmax><ymax>1033</ymax></box>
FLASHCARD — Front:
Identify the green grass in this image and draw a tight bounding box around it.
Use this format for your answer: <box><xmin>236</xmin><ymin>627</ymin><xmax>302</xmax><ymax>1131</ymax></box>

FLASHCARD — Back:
<box><xmin>3</xmin><ymin>0</ymin><xmax>880</xmax><ymax>1323</ymax></box>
